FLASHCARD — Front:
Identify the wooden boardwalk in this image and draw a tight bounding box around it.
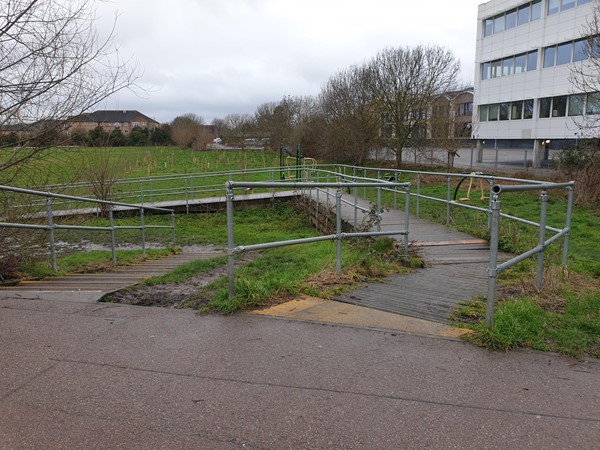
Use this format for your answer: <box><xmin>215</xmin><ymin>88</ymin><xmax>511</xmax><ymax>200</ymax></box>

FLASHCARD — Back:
<box><xmin>0</xmin><ymin>250</ymin><xmax>225</xmax><ymax>298</ymax></box>
<box><xmin>325</xmin><ymin>191</ymin><xmax>507</xmax><ymax>324</ymax></box>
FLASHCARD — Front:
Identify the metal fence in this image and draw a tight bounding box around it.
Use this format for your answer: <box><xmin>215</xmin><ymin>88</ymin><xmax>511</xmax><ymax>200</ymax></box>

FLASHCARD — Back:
<box><xmin>0</xmin><ymin>184</ymin><xmax>176</xmax><ymax>272</ymax></box>
<box><xmin>225</xmin><ymin>179</ymin><xmax>411</xmax><ymax>300</ymax></box>
<box><xmin>3</xmin><ymin>162</ymin><xmax>575</xmax><ymax>327</ymax></box>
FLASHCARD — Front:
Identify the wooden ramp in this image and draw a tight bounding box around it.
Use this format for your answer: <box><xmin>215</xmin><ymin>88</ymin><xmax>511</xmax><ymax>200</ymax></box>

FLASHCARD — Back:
<box><xmin>0</xmin><ymin>250</ymin><xmax>225</xmax><ymax>297</ymax></box>
<box><xmin>317</xmin><ymin>191</ymin><xmax>508</xmax><ymax>324</ymax></box>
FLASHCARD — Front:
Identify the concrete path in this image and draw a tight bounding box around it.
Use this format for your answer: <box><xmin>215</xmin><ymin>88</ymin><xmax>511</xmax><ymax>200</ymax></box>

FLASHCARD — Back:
<box><xmin>1</xmin><ymin>295</ymin><xmax>599</xmax><ymax>449</ymax></box>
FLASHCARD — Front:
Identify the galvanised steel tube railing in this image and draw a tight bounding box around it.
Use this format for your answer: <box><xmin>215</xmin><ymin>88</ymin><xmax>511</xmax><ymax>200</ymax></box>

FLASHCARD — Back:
<box><xmin>225</xmin><ymin>179</ymin><xmax>411</xmax><ymax>300</ymax></box>
<box><xmin>484</xmin><ymin>181</ymin><xmax>575</xmax><ymax>327</ymax></box>
<box><xmin>0</xmin><ymin>184</ymin><xmax>176</xmax><ymax>272</ymax></box>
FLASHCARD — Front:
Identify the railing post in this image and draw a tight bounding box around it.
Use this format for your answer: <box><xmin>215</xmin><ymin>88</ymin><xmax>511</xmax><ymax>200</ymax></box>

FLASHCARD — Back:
<box><xmin>185</xmin><ymin>176</ymin><xmax>190</xmax><ymax>214</ymax></box>
<box><xmin>486</xmin><ymin>193</ymin><xmax>501</xmax><ymax>328</ymax></box>
<box><xmin>404</xmin><ymin>185</ymin><xmax>411</xmax><ymax>252</ymax></box>
<box><xmin>563</xmin><ymin>186</ymin><xmax>574</xmax><ymax>266</ymax></box>
<box><xmin>376</xmin><ymin>187</ymin><xmax>382</xmax><ymax>232</ymax></box>
<box><xmin>537</xmin><ymin>190</ymin><xmax>548</xmax><ymax>290</ymax></box>
<box><xmin>353</xmin><ymin>186</ymin><xmax>358</xmax><ymax>229</ymax></box>
<box><xmin>416</xmin><ymin>174</ymin><xmax>421</xmax><ymax>218</ymax></box>
<box><xmin>171</xmin><ymin>211</ymin><xmax>176</xmax><ymax>246</ymax></box>
<box><xmin>46</xmin><ymin>197</ymin><xmax>57</xmax><ymax>273</ymax></box>
<box><xmin>109</xmin><ymin>206</ymin><xmax>117</xmax><ymax>264</ymax></box>
<box><xmin>226</xmin><ymin>183</ymin><xmax>236</xmax><ymax>300</ymax></box>
<box><xmin>140</xmin><ymin>208</ymin><xmax>146</xmax><ymax>258</ymax></box>
<box><xmin>336</xmin><ymin>188</ymin><xmax>342</xmax><ymax>274</ymax></box>
<box><xmin>393</xmin><ymin>172</ymin><xmax>398</xmax><ymax>210</ymax></box>
<box><xmin>316</xmin><ymin>187</ymin><xmax>320</xmax><ymax>230</ymax></box>
<box><xmin>446</xmin><ymin>175</ymin><xmax>452</xmax><ymax>225</ymax></box>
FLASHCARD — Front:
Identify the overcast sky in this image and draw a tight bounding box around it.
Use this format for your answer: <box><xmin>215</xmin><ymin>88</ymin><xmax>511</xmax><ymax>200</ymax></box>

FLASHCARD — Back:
<box><xmin>95</xmin><ymin>0</ymin><xmax>483</xmax><ymax>124</ymax></box>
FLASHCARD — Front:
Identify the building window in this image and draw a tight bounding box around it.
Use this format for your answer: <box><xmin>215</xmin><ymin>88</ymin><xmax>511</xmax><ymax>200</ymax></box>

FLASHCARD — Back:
<box><xmin>586</xmin><ymin>92</ymin><xmax>600</xmax><ymax>115</ymax></box>
<box><xmin>489</xmin><ymin>104</ymin><xmax>499</xmax><ymax>121</ymax></box>
<box><xmin>552</xmin><ymin>96</ymin><xmax>568</xmax><ymax>116</ymax></box>
<box><xmin>502</xmin><ymin>57</ymin><xmax>514</xmax><ymax>76</ymax></box>
<box><xmin>484</xmin><ymin>18</ymin><xmax>494</xmax><ymax>37</ymax></box>
<box><xmin>578</xmin><ymin>0</ymin><xmax>592</xmax><ymax>4</ymax></box>
<box><xmin>499</xmin><ymin>103</ymin><xmax>510</xmax><ymax>120</ymax></box>
<box><xmin>514</xmin><ymin>53</ymin><xmax>527</xmax><ymax>73</ymax></box>
<box><xmin>562</xmin><ymin>0</ymin><xmax>576</xmax><ymax>10</ymax></box>
<box><xmin>458</xmin><ymin>102</ymin><xmax>473</xmax><ymax>116</ymax></box>
<box><xmin>531</xmin><ymin>0</ymin><xmax>542</xmax><ymax>20</ymax></box>
<box><xmin>480</xmin><ymin>105</ymin><xmax>489</xmax><ymax>122</ymax></box>
<box><xmin>482</xmin><ymin>62</ymin><xmax>491</xmax><ymax>80</ymax></box>
<box><xmin>573</xmin><ymin>38</ymin><xmax>588</xmax><ymax>62</ymax></box>
<box><xmin>511</xmin><ymin>101</ymin><xmax>523</xmax><ymax>120</ymax></box>
<box><xmin>556</xmin><ymin>42</ymin><xmax>573</xmax><ymax>65</ymax></box>
<box><xmin>494</xmin><ymin>14</ymin><xmax>505</xmax><ymax>33</ymax></box>
<box><xmin>523</xmin><ymin>100</ymin><xmax>534</xmax><ymax>119</ymax></box>
<box><xmin>527</xmin><ymin>50</ymin><xmax>538</xmax><ymax>70</ymax></box>
<box><xmin>543</xmin><ymin>46</ymin><xmax>556</xmax><ymax>67</ymax></box>
<box><xmin>481</xmin><ymin>50</ymin><xmax>538</xmax><ymax>81</ymax></box>
<box><xmin>539</xmin><ymin>98</ymin><xmax>552</xmax><ymax>118</ymax></box>
<box><xmin>505</xmin><ymin>8</ymin><xmax>517</xmax><ymax>29</ymax></box>
<box><xmin>483</xmin><ymin>1</ymin><xmax>543</xmax><ymax>38</ymax></box>
<box><xmin>568</xmin><ymin>94</ymin><xmax>585</xmax><ymax>115</ymax></box>
<box><xmin>543</xmin><ymin>38</ymin><xmax>591</xmax><ymax>67</ymax></box>
<box><xmin>517</xmin><ymin>4</ymin><xmax>531</xmax><ymax>25</ymax></box>
<box><xmin>491</xmin><ymin>60</ymin><xmax>502</xmax><ymax>78</ymax></box>
<box><xmin>548</xmin><ymin>0</ymin><xmax>560</xmax><ymax>15</ymax></box>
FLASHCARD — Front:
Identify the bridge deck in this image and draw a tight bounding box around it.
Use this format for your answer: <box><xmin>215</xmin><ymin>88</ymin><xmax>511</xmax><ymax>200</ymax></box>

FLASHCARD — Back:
<box><xmin>313</xmin><ymin>190</ymin><xmax>508</xmax><ymax>324</ymax></box>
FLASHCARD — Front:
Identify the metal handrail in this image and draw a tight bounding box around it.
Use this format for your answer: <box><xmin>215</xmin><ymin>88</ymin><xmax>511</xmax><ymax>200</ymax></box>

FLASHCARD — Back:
<box><xmin>0</xmin><ymin>184</ymin><xmax>176</xmax><ymax>272</ymax></box>
<box><xmin>224</xmin><ymin>179</ymin><xmax>412</xmax><ymax>300</ymax></box>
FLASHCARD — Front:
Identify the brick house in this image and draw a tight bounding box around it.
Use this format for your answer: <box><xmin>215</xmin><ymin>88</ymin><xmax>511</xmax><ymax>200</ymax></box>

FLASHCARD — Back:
<box><xmin>65</xmin><ymin>110</ymin><xmax>159</xmax><ymax>137</ymax></box>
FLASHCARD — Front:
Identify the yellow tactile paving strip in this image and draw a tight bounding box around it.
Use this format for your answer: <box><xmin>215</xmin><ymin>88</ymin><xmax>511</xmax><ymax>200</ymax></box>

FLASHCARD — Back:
<box><xmin>249</xmin><ymin>296</ymin><xmax>471</xmax><ymax>339</ymax></box>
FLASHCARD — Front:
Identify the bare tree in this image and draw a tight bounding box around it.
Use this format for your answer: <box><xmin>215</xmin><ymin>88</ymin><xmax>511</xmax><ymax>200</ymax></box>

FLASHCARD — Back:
<box><xmin>319</xmin><ymin>65</ymin><xmax>379</xmax><ymax>164</ymax></box>
<box><xmin>0</xmin><ymin>0</ymin><xmax>139</xmax><ymax>182</ymax></box>
<box><xmin>170</xmin><ymin>113</ymin><xmax>207</xmax><ymax>149</ymax></box>
<box><xmin>222</xmin><ymin>113</ymin><xmax>256</xmax><ymax>149</ymax></box>
<box><xmin>366</xmin><ymin>45</ymin><xmax>461</xmax><ymax>168</ymax></box>
<box><xmin>567</xmin><ymin>2</ymin><xmax>600</xmax><ymax>206</ymax></box>
<box><xmin>427</xmin><ymin>89</ymin><xmax>473</xmax><ymax>168</ymax></box>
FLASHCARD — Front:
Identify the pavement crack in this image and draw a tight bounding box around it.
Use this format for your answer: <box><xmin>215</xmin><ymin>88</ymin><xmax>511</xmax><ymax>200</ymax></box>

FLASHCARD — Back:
<box><xmin>50</xmin><ymin>357</ymin><xmax>600</xmax><ymax>425</ymax></box>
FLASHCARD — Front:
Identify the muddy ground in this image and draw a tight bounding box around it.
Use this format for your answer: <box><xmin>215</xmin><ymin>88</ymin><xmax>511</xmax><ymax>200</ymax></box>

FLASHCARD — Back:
<box><xmin>101</xmin><ymin>252</ymin><xmax>256</xmax><ymax>309</ymax></box>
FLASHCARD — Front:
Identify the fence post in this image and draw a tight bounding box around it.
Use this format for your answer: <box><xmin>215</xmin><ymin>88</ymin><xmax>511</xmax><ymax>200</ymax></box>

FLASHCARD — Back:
<box><xmin>563</xmin><ymin>186</ymin><xmax>574</xmax><ymax>266</ymax></box>
<box><xmin>109</xmin><ymin>206</ymin><xmax>117</xmax><ymax>264</ymax></box>
<box><xmin>537</xmin><ymin>191</ymin><xmax>548</xmax><ymax>290</ymax></box>
<box><xmin>46</xmin><ymin>197</ymin><xmax>57</xmax><ymax>273</ymax></box>
<box><xmin>446</xmin><ymin>175</ymin><xmax>452</xmax><ymax>225</ymax></box>
<box><xmin>404</xmin><ymin>185</ymin><xmax>411</xmax><ymax>252</ymax></box>
<box><xmin>185</xmin><ymin>176</ymin><xmax>190</xmax><ymax>214</ymax></box>
<box><xmin>353</xmin><ymin>186</ymin><xmax>358</xmax><ymax>229</ymax></box>
<box><xmin>416</xmin><ymin>174</ymin><xmax>421</xmax><ymax>218</ymax></box>
<box><xmin>226</xmin><ymin>184</ymin><xmax>236</xmax><ymax>300</ymax></box>
<box><xmin>140</xmin><ymin>208</ymin><xmax>146</xmax><ymax>258</ymax></box>
<box><xmin>336</xmin><ymin>188</ymin><xmax>342</xmax><ymax>274</ymax></box>
<box><xmin>486</xmin><ymin>193</ymin><xmax>501</xmax><ymax>327</ymax></box>
<box><xmin>171</xmin><ymin>211</ymin><xmax>176</xmax><ymax>246</ymax></box>
<box><xmin>393</xmin><ymin>172</ymin><xmax>398</xmax><ymax>210</ymax></box>
<box><xmin>376</xmin><ymin>187</ymin><xmax>382</xmax><ymax>232</ymax></box>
